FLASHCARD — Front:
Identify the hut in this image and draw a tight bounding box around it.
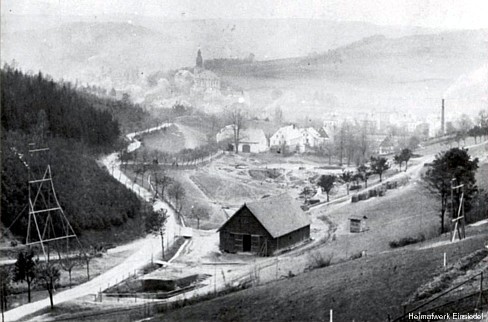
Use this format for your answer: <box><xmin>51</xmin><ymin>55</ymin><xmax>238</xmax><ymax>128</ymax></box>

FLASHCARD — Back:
<box><xmin>349</xmin><ymin>215</ymin><xmax>368</xmax><ymax>233</ymax></box>
<box><xmin>218</xmin><ymin>194</ymin><xmax>311</xmax><ymax>256</ymax></box>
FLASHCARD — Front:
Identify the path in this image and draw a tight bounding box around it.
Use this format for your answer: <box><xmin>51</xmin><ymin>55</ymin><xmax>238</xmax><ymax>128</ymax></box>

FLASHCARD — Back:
<box><xmin>4</xmin><ymin>133</ymin><xmax>181</xmax><ymax>322</ymax></box>
<box><xmin>174</xmin><ymin>123</ymin><xmax>206</xmax><ymax>149</ymax></box>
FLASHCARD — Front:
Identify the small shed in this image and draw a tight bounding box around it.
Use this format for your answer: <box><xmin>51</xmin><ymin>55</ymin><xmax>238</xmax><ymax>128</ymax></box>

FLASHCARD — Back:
<box><xmin>218</xmin><ymin>193</ymin><xmax>311</xmax><ymax>256</ymax></box>
<box><xmin>349</xmin><ymin>215</ymin><xmax>368</xmax><ymax>233</ymax></box>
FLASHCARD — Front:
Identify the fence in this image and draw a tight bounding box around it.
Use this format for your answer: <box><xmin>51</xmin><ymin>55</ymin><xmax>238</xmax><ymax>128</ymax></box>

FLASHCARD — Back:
<box><xmin>392</xmin><ymin>272</ymin><xmax>488</xmax><ymax>321</ymax></box>
<box><xmin>49</xmin><ymin>247</ymin><xmax>317</xmax><ymax>321</ymax></box>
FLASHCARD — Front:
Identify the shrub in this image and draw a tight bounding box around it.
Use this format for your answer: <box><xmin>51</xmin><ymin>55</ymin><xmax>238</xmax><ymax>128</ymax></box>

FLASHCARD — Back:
<box><xmin>351</xmin><ymin>194</ymin><xmax>359</xmax><ymax>203</ymax></box>
<box><xmin>389</xmin><ymin>234</ymin><xmax>426</xmax><ymax>248</ymax></box>
<box><xmin>358</xmin><ymin>192</ymin><xmax>368</xmax><ymax>201</ymax></box>
<box><xmin>368</xmin><ymin>189</ymin><xmax>377</xmax><ymax>198</ymax></box>
<box><xmin>350</xmin><ymin>184</ymin><xmax>362</xmax><ymax>191</ymax></box>
<box><xmin>308</xmin><ymin>251</ymin><xmax>333</xmax><ymax>270</ymax></box>
<box><xmin>349</xmin><ymin>251</ymin><xmax>363</xmax><ymax>260</ymax></box>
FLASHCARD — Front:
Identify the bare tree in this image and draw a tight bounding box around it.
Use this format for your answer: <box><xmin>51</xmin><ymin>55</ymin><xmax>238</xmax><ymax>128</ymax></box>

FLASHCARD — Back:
<box><xmin>167</xmin><ymin>181</ymin><xmax>185</xmax><ymax>215</ymax></box>
<box><xmin>57</xmin><ymin>252</ymin><xmax>81</xmax><ymax>289</ymax></box>
<box><xmin>227</xmin><ymin>103</ymin><xmax>246</xmax><ymax>154</ymax></box>
<box><xmin>153</xmin><ymin>172</ymin><xmax>173</xmax><ymax>200</ymax></box>
<box><xmin>340</xmin><ymin>171</ymin><xmax>353</xmax><ymax>195</ymax></box>
<box><xmin>191</xmin><ymin>205</ymin><xmax>211</xmax><ymax>230</ymax></box>
<box><xmin>37</xmin><ymin>262</ymin><xmax>60</xmax><ymax>309</ymax></box>
<box><xmin>146</xmin><ymin>209</ymin><xmax>168</xmax><ymax>260</ymax></box>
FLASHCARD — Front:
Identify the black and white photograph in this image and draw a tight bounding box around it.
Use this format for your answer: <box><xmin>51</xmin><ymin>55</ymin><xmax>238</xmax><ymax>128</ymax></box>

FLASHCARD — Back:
<box><xmin>1</xmin><ymin>1</ymin><xmax>488</xmax><ymax>321</ymax></box>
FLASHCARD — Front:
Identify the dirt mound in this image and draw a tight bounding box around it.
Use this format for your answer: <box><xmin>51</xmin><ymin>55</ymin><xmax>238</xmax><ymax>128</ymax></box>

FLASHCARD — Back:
<box><xmin>191</xmin><ymin>173</ymin><xmax>270</xmax><ymax>204</ymax></box>
<box><xmin>248</xmin><ymin>169</ymin><xmax>282</xmax><ymax>180</ymax></box>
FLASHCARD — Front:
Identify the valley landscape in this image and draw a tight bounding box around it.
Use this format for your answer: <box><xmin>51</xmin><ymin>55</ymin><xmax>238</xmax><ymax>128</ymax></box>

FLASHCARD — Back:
<box><xmin>1</xmin><ymin>1</ymin><xmax>488</xmax><ymax>321</ymax></box>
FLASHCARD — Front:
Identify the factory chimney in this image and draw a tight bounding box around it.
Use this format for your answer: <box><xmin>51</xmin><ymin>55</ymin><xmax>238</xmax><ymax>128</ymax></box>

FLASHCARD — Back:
<box><xmin>441</xmin><ymin>99</ymin><xmax>445</xmax><ymax>135</ymax></box>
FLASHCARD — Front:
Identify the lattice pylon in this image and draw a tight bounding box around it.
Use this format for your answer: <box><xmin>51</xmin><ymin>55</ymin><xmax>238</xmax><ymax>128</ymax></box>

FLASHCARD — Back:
<box><xmin>450</xmin><ymin>179</ymin><xmax>466</xmax><ymax>242</ymax></box>
<box><xmin>25</xmin><ymin>145</ymin><xmax>84</xmax><ymax>262</ymax></box>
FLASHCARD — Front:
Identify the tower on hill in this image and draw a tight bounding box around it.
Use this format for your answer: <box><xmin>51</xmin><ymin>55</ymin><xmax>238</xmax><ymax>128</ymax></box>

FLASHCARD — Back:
<box><xmin>196</xmin><ymin>49</ymin><xmax>203</xmax><ymax>69</ymax></box>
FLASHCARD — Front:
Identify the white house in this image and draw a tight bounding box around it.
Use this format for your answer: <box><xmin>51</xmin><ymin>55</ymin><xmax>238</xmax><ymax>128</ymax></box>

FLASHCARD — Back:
<box><xmin>270</xmin><ymin>125</ymin><xmax>303</xmax><ymax>152</ymax></box>
<box><xmin>300</xmin><ymin>127</ymin><xmax>323</xmax><ymax>147</ymax></box>
<box><xmin>270</xmin><ymin>125</ymin><xmax>326</xmax><ymax>153</ymax></box>
<box><xmin>216</xmin><ymin>125</ymin><xmax>268</xmax><ymax>153</ymax></box>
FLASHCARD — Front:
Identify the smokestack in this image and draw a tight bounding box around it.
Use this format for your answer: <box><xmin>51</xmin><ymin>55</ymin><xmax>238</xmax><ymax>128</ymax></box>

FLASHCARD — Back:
<box><xmin>441</xmin><ymin>99</ymin><xmax>445</xmax><ymax>135</ymax></box>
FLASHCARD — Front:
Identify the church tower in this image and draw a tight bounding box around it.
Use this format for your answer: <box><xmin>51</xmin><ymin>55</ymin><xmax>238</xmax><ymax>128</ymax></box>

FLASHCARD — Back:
<box><xmin>196</xmin><ymin>49</ymin><xmax>203</xmax><ymax>69</ymax></box>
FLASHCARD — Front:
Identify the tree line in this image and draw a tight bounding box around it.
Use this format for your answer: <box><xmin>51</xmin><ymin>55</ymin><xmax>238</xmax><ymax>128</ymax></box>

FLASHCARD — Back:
<box><xmin>1</xmin><ymin>66</ymin><xmax>120</xmax><ymax>148</ymax></box>
<box><xmin>1</xmin><ymin>66</ymin><xmax>159</xmax><ymax>246</ymax></box>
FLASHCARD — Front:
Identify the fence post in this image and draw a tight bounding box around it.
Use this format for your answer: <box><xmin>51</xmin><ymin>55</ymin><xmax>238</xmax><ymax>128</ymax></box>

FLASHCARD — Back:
<box><xmin>479</xmin><ymin>272</ymin><xmax>484</xmax><ymax>310</ymax></box>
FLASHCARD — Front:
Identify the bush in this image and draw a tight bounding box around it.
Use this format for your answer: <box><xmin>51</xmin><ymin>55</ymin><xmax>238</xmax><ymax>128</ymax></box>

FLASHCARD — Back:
<box><xmin>349</xmin><ymin>251</ymin><xmax>363</xmax><ymax>260</ymax></box>
<box><xmin>389</xmin><ymin>234</ymin><xmax>426</xmax><ymax>248</ymax></box>
<box><xmin>351</xmin><ymin>194</ymin><xmax>359</xmax><ymax>203</ymax></box>
<box><xmin>358</xmin><ymin>192</ymin><xmax>368</xmax><ymax>201</ymax></box>
<box><xmin>350</xmin><ymin>184</ymin><xmax>362</xmax><ymax>191</ymax></box>
<box><xmin>307</xmin><ymin>251</ymin><xmax>333</xmax><ymax>270</ymax></box>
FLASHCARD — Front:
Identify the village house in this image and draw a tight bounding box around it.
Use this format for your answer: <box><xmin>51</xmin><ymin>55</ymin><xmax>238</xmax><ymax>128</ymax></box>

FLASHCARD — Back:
<box><xmin>193</xmin><ymin>69</ymin><xmax>221</xmax><ymax>91</ymax></box>
<box><xmin>216</xmin><ymin>125</ymin><xmax>268</xmax><ymax>153</ymax></box>
<box><xmin>218</xmin><ymin>194</ymin><xmax>311</xmax><ymax>256</ymax></box>
<box><xmin>270</xmin><ymin>125</ymin><xmax>325</xmax><ymax>153</ymax></box>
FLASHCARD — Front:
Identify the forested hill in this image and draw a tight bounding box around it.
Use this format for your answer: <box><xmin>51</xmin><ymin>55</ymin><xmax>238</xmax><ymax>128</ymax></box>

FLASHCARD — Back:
<box><xmin>1</xmin><ymin>67</ymin><xmax>156</xmax><ymax>245</ymax></box>
<box><xmin>1</xmin><ymin>67</ymin><xmax>120</xmax><ymax>148</ymax></box>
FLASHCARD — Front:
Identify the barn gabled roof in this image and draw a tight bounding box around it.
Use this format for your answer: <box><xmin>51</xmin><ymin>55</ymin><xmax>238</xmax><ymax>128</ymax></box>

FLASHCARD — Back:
<box><xmin>218</xmin><ymin>193</ymin><xmax>310</xmax><ymax>238</ymax></box>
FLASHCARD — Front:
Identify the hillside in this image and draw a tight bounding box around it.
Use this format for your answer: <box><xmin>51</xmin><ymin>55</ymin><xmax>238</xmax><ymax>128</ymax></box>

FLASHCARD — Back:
<box><xmin>148</xmin><ymin>230</ymin><xmax>488</xmax><ymax>322</ymax></box>
<box><xmin>0</xmin><ymin>68</ymin><xmax>154</xmax><ymax>246</ymax></box>
<box><xmin>221</xmin><ymin>30</ymin><xmax>488</xmax><ymax>81</ymax></box>
<box><xmin>0</xmin><ymin>19</ymin><xmax>436</xmax><ymax>83</ymax></box>
<box><xmin>210</xmin><ymin>30</ymin><xmax>488</xmax><ymax>118</ymax></box>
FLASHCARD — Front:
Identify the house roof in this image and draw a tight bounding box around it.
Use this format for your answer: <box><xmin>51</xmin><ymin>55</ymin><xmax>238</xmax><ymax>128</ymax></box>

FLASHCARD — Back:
<box><xmin>195</xmin><ymin>69</ymin><xmax>220</xmax><ymax>80</ymax></box>
<box><xmin>301</xmin><ymin>127</ymin><xmax>321</xmax><ymax>139</ymax></box>
<box><xmin>240</xmin><ymin>128</ymin><xmax>266</xmax><ymax>143</ymax></box>
<box><xmin>318</xmin><ymin>127</ymin><xmax>330</xmax><ymax>139</ymax></box>
<box><xmin>219</xmin><ymin>193</ymin><xmax>311</xmax><ymax>238</ymax></box>
<box><xmin>217</xmin><ymin>126</ymin><xmax>266</xmax><ymax>144</ymax></box>
<box><xmin>272</xmin><ymin>125</ymin><xmax>303</xmax><ymax>141</ymax></box>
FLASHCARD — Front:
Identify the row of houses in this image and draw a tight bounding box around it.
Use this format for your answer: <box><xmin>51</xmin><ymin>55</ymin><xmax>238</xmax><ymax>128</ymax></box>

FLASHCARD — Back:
<box><xmin>216</xmin><ymin>124</ymin><xmax>330</xmax><ymax>154</ymax></box>
<box><xmin>216</xmin><ymin>123</ymin><xmax>416</xmax><ymax>155</ymax></box>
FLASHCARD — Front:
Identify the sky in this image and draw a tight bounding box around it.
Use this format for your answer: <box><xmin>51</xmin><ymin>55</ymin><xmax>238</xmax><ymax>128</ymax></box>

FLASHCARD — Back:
<box><xmin>2</xmin><ymin>0</ymin><xmax>488</xmax><ymax>29</ymax></box>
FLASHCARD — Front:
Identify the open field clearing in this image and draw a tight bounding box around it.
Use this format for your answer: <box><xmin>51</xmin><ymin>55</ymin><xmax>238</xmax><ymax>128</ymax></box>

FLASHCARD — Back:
<box><xmin>140</xmin><ymin>125</ymin><xmax>185</xmax><ymax>154</ymax></box>
<box><xmin>190</xmin><ymin>172</ymin><xmax>271</xmax><ymax>205</ymax></box>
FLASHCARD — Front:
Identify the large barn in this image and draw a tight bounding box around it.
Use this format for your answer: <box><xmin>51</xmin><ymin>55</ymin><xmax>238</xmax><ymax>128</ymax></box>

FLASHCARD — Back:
<box><xmin>218</xmin><ymin>194</ymin><xmax>311</xmax><ymax>256</ymax></box>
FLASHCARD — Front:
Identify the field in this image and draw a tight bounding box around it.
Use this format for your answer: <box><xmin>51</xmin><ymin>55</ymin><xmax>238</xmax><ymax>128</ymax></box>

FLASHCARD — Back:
<box><xmin>140</xmin><ymin>125</ymin><xmax>185</xmax><ymax>154</ymax></box>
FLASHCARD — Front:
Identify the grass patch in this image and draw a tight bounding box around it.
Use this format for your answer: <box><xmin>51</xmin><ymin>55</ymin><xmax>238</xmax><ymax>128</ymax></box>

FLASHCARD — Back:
<box><xmin>412</xmin><ymin>249</ymin><xmax>488</xmax><ymax>302</ymax></box>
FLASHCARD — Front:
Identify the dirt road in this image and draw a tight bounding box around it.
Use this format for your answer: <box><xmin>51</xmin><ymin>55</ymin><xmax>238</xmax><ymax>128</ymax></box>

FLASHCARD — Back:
<box><xmin>4</xmin><ymin>145</ymin><xmax>181</xmax><ymax>322</ymax></box>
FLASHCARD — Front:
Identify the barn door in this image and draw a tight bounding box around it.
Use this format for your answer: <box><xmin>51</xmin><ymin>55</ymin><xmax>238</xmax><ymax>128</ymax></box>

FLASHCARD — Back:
<box><xmin>242</xmin><ymin>144</ymin><xmax>251</xmax><ymax>153</ymax></box>
<box><xmin>243</xmin><ymin>235</ymin><xmax>252</xmax><ymax>252</ymax></box>
<box><xmin>234</xmin><ymin>234</ymin><xmax>243</xmax><ymax>251</ymax></box>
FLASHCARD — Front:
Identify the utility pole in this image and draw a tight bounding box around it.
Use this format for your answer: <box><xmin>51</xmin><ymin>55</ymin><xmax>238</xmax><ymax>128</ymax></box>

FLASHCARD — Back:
<box><xmin>22</xmin><ymin>143</ymin><xmax>86</xmax><ymax>267</ymax></box>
